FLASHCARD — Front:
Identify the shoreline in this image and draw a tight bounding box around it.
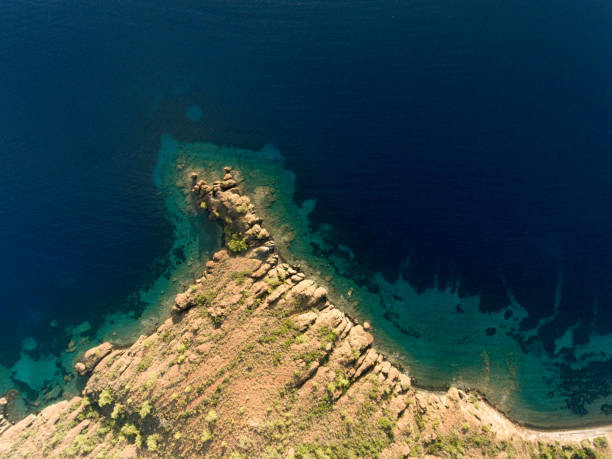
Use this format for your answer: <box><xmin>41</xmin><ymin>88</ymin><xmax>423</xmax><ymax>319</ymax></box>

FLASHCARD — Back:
<box><xmin>183</xmin><ymin>160</ymin><xmax>612</xmax><ymax>440</ymax></box>
<box><xmin>166</xmin><ymin>136</ymin><xmax>612</xmax><ymax>432</ymax></box>
<box><xmin>2</xmin><ymin>136</ymin><xmax>610</xmax><ymax>435</ymax></box>
<box><xmin>0</xmin><ymin>163</ymin><xmax>610</xmax><ymax>457</ymax></box>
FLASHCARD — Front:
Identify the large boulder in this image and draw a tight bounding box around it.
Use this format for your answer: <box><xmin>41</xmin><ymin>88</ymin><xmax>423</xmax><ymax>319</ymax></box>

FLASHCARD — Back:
<box><xmin>74</xmin><ymin>342</ymin><xmax>113</xmax><ymax>377</ymax></box>
<box><xmin>173</xmin><ymin>290</ymin><xmax>196</xmax><ymax>313</ymax></box>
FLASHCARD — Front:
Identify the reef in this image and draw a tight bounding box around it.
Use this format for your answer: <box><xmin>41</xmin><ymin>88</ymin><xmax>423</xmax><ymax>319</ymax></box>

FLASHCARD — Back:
<box><xmin>0</xmin><ymin>166</ymin><xmax>610</xmax><ymax>458</ymax></box>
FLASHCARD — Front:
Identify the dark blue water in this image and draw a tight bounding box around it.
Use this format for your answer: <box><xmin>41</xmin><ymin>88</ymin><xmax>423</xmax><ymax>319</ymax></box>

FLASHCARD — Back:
<box><xmin>1</xmin><ymin>0</ymin><xmax>611</xmax><ymax>424</ymax></box>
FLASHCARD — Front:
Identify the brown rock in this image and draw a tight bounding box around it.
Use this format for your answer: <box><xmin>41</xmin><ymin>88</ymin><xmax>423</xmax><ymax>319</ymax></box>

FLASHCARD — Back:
<box><xmin>251</xmin><ymin>263</ymin><xmax>271</xmax><ymax>279</ymax></box>
<box><xmin>173</xmin><ymin>291</ymin><xmax>195</xmax><ymax>313</ymax></box>
<box><xmin>220</xmin><ymin>179</ymin><xmax>237</xmax><ymax>190</ymax></box>
<box><xmin>354</xmin><ymin>348</ymin><xmax>378</xmax><ymax>379</ymax></box>
<box><xmin>74</xmin><ymin>342</ymin><xmax>113</xmax><ymax>376</ymax></box>
<box><xmin>295</xmin><ymin>361</ymin><xmax>319</xmax><ymax>386</ymax></box>
<box><xmin>266</xmin><ymin>283</ymin><xmax>292</xmax><ymax>304</ymax></box>
<box><xmin>296</xmin><ymin>312</ymin><xmax>318</xmax><ymax>331</ymax></box>
<box><xmin>399</xmin><ymin>374</ymin><xmax>411</xmax><ymax>391</ymax></box>
<box><xmin>347</xmin><ymin>325</ymin><xmax>373</xmax><ymax>353</ymax></box>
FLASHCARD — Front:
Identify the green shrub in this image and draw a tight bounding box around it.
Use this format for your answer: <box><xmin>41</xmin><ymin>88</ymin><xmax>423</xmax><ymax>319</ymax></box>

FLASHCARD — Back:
<box><xmin>68</xmin><ymin>434</ymin><xmax>94</xmax><ymax>455</ymax></box>
<box><xmin>232</xmin><ymin>270</ymin><xmax>252</xmax><ymax>285</ymax></box>
<box><xmin>194</xmin><ymin>291</ymin><xmax>215</xmax><ymax>306</ymax></box>
<box><xmin>415</xmin><ymin>415</ymin><xmax>426</xmax><ymax>431</ymax></box>
<box><xmin>205</xmin><ymin>409</ymin><xmax>218</xmax><ymax>424</ymax></box>
<box><xmin>378</xmin><ymin>416</ymin><xmax>395</xmax><ymax>438</ymax></box>
<box><xmin>120</xmin><ymin>424</ymin><xmax>139</xmax><ymax>439</ymax></box>
<box><xmin>264</xmin><ymin>276</ymin><xmax>282</xmax><ymax>289</ymax></box>
<box><xmin>593</xmin><ymin>437</ymin><xmax>608</xmax><ymax>449</ymax></box>
<box><xmin>110</xmin><ymin>403</ymin><xmax>125</xmax><ymax>420</ymax></box>
<box><xmin>296</xmin><ymin>350</ymin><xmax>320</xmax><ymax>366</ymax></box>
<box><xmin>327</xmin><ymin>372</ymin><xmax>350</xmax><ymax>396</ymax></box>
<box><xmin>146</xmin><ymin>434</ymin><xmax>160</xmax><ymax>452</ymax></box>
<box><xmin>139</xmin><ymin>401</ymin><xmax>152</xmax><ymax>419</ymax></box>
<box><xmin>318</xmin><ymin>326</ymin><xmax>337</xmax><ymax>344</ymax></box>
<box><xmin>210</xmin><ymin>313</ymin><xmax>225</xmax><ymax>326</ymax></box>
<box><xmin>98</xmin><ymin>389</ymin><xmax>113</xmax><ymax>407</ymax></box>
<box><xmin>201</xmin><ymin>429</ymin><xmax>213</xmax><ymax>444</ymax></box>
<box><xmin>137</xmin><ymin>356</ymin><xmax>152</xmax><ymax>372</ymax></box>
<box><xmin>226</xmin><ymin>232</ymin><xmax>248</xmax><ymax>253</ymax></box>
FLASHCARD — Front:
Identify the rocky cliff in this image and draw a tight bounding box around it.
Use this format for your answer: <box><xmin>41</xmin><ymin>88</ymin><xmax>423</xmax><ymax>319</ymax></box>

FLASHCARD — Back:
<box><xmin>0</xmin><ymin>167</ymin><xmax>610</xmax><ymax>458</ymax></box>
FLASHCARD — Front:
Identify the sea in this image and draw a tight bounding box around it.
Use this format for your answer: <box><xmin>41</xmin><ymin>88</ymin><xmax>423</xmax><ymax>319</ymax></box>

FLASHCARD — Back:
<box><xmin>1</xmin><ymin>0</ymin><xmax>611</xmax><ymax>428</ymax></box>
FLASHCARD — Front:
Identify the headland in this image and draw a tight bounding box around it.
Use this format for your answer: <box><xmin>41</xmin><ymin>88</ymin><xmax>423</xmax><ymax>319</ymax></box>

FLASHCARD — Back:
<box><xmin>0</xmin><ymin>161</ymin><xmax>609</xmax><ymax>458</ymax></box>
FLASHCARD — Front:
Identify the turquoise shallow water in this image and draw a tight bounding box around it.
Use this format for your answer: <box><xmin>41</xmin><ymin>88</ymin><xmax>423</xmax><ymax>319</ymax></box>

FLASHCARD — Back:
<box><xmin>0</xmin><ymin>127</ymin><xmax>221</xmax><ymax>417</ymax></box>
<box><xmin>160</xmin><ymin>134</ymin><xmax>612</xmax><ymax>429</ymax></box>
<box><xmin>1</xmin><ymin>121</ymin><xmax>611</xmax><ymax>428</ymax></box>
<box><xmin>1</xmin><ymin>0</ymin><xmax>612</xmax><ymax>428</ymax></box>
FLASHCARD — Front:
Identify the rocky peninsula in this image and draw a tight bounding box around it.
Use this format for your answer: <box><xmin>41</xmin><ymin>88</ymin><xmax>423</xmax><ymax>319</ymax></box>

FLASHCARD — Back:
<box><xmin>0</xmin><ymin>166</ymin><xmax>610</xmax><ymax>458</ymax></box>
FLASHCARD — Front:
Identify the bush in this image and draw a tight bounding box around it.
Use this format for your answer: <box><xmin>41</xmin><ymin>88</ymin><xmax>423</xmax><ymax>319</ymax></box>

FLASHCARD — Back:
<box><xmin>232</xmin><ymin>270</ymin><xmax>252</xmax><ymax>285</ymax></box>
<box><xmin>378</xmin><ymin>416</ymin><xmax>395</xmax><ymax>438</ymax></box>
<box><xmin>139</xmin><ymin>401</ymin><xmax>152</xmax><ymax>419</ymax></box>
<box><xmin>137</xmin><ymin>356</ymin><xmax>152</xmax><ymax>372</ymax></box>
<box><xmin>120</xmin><ymin>424</ymin><xmax>139</xmax><ymax>439</ymax></box>
<box><xmin>201</xmin><ymin>429</ymin><xmax>212</xmax><ymax>444</ymax></box>
<box><xmin>68</xmin><ymin>434</ymin><xmax>94</xmax><ymax>456</ymax></box>
<box><xmin>225</xmin><ymin>231</ymin><xmax>248</xmax><ymax>253</ymax></box>
<box><xmin>146</xmin><ymin>434</ymin><xmax>160</xmax><ymax>452</ymax></box>
<box><xmin>593</xmin><ymin>437</ymin><xmax>608</xmax><ymax>449</ymax></box>
<box><xmin>98</xmin><ymin>389</ymin><xmax>113</xmax><ymax>407</ymax></box>
<box><xmin>194</xmin><ymin>291</ymin><xmax>215</xmax><ymax>306</ymax></box>
<box><xmin>110</xmin><ymin>403</ymin><xmax>125</xmax><ymax>420</ymax></box>
<box><xmin>205</xmin><ymin>409</ymin><xmax>218</xmax><ymax>424</ymax></box>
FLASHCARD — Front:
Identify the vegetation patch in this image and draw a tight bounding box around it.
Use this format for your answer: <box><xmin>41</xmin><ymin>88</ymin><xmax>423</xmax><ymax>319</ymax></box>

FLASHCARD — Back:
<box><xmin>137</xmin><ymin>355</ymin><xmax>152</xmax><ymax>372</ymax></box>
<box><xmin>139</xmin><ymin>401</ymin><xmax>152</xmax><ymax>419</ymax></box>
<box><xmin>194</xmin><ymin>290</ymin><xmax>215</xmax><ymax>307</ymax></box>
<box><xmin>225</xmin><ymin>228</ymin><xmax>248</xmax><ymax>253</ymax></box>
<box><xmin>98</xmin><ymin>389</ymin><xmax>113</xmax><ymax>408</ymax></box>
<box><xmin>232</xmin><ymin>270</ymin><xmax>252</xmax><ymax>285</ymax></box>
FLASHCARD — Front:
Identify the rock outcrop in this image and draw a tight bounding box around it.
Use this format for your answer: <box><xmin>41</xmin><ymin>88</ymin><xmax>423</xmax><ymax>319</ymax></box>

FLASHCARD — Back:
<box><xmin>0</xmin><ymin>167</ymin><xmax>609</xmax><ymax>458</ymax></box>
<box><xmin>74</xmin><ymin>342</ymin><xmax>114</xmax><ymax>377</ymax></box>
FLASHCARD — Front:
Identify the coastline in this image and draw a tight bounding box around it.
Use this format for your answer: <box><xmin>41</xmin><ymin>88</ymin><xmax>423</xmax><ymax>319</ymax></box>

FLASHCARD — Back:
<box><xmin>167</xmin><ymin>136</ymin><xmax>612</xmax><ymax>430</ymax></box>
<box><xmin>178</xmin><ymin>139</ymin><xmax>612</xmax><ymax>435</ymax></box>
<box><xmin>0</xmin><ymin>133</ymin><xmax>221</xmax><ymax>421</ymax></box>
<box><xmin>0</xmin><ymin>162</ymin><xmax>610</xmax><ymax>457</ymax></box>
<box><xmin>158</xmin><ymin>133</ymin><xmax>612</xmax><ymax>434</ymax></box>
